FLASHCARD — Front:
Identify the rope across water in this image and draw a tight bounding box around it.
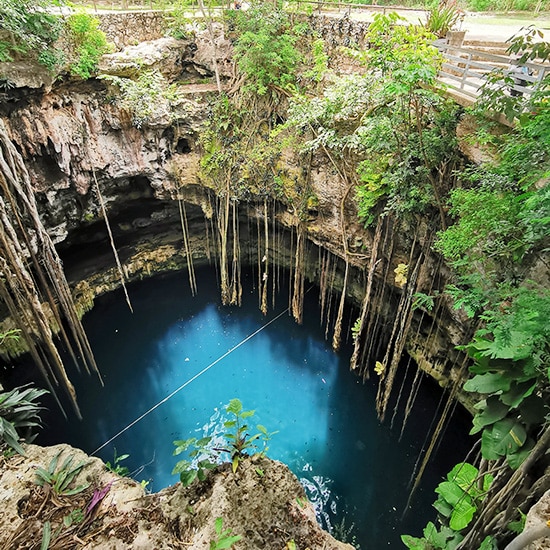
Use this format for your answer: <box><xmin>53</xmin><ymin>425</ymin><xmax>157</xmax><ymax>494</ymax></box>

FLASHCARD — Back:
<box><xmin>92</xmin><ymin>306</ymin><xmax>290</xmax><ymax>455</ymax></box>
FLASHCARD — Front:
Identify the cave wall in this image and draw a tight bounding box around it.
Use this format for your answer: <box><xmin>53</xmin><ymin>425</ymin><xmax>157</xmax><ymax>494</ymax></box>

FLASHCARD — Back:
<box><xmin>0</xmin><ymin>19</ymin><xmax>474</xmax><ymax>405</ymax></box>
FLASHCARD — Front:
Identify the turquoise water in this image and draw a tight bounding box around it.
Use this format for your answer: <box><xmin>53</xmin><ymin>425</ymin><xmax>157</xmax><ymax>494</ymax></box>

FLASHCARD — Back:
<box><xmin>36</xmin><ymin>267</ymin><xmax>471</xmax><ymax>548</ymax></box>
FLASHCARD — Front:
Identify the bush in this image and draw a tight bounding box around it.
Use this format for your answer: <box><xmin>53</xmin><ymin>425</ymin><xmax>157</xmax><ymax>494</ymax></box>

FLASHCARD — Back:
<box><xmin>66</xmin><ymin>13</ymin><xmax>110</xmax><ymax>79</ymax></box>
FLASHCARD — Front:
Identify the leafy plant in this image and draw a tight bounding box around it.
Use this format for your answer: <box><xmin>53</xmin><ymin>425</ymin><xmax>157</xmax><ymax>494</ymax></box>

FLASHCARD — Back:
<box><xmin>475</xmin><ymin>26</ymin><xmax>549</xmax><ymax>122</ymax></box>
<box><xmin>63</xmin><ymin>508</ymin><xmax>84</xmax><ymax>527</ymax></box>
<box><xmin>210</xmin><ymin>517</ymin><xmax>241</xmax><ymax>550</ymax></box>
<box><xmin>0</xmin><ymin>0</ymin><xmax>63</xmax><ymax>63</ymax></box>
<box><xmin>402</xmin><ymin>464</ymin><xmax>494</xmax><ymax>549</ymax></box>
<box><xmin>412</xmin><ymin>291</ymin><xmax>438</xmax><ymax>312</ymax></box>
<box><xmin>0</xmin><ymin>384</ymin><xmax>48</xmax><ymax>455</ymax></box>
<box><xmin>35</xmin><ymin>451</ymin><xmax>90</xmax><ymax>495</ymax></box>
<box><xmin>65</xmin><ymin>13</ymin><xmax>111</xmax><ymax>79</ymax></box>
<box><xmin>463</xmin><ymin>309</ymin><xmax>549</xmax><ymax>468</ymax></box>
<box><xmin>172</xmin><ymin>435</ymin><xmax>218</xmax><ymax>486</ymax></box>
<box><xmin>105</xmin><ymin>448</ymin><xmax>130</xmax><ymax>476</ymax></box>
<box><xmin>229</xmin><ymin>4</ymin><xmax>302</xmax><ymax>96</ymax></box>
<box><xmin>223</xmin><ymin>398</ymin><xmax>276</xmax><ymax>473</ymax></box>
<box><xmin>423</xmin><ymin>4</ymin><xmax>463</xmax><ymax>39</ymax></box>
<box><xmin>101</xmin><ymin>71</ymin><xmax>177</xmax><ymax>128</ymax></box>
<box><xmin>434</xmin><ymin>463</ymin><xmax>493</xmax><ymax>531</ymax></box>
<box><xmin>173</xmin><ymin>398</ymin><xmax>276</xmax><ymax>485</ymax></box>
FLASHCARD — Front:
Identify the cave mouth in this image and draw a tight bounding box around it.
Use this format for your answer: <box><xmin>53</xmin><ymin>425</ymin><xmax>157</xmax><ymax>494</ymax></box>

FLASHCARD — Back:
<box><xmin>21</xmin><ymin>265</ymin><xmax>472</xmax><ymax>548</ymax></box>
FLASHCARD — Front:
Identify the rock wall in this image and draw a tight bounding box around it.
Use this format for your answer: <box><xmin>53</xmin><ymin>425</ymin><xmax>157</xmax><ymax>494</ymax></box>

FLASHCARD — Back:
<box><xmin>0</xmin><ymin>26</ymin><xmax>474</xmax><ymax>402</ymax></box>
<box><xmin>97</xmin><ymin>11</ymin><xmax>167</xmax><ymax>50</ymax></box>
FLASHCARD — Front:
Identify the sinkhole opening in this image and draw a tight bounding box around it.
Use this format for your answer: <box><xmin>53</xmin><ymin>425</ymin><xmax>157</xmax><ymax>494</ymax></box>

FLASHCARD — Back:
<box><xmin>5</xmin><ymin>265</ymin><xmax>472</xmax><ymax>548</ymax></box>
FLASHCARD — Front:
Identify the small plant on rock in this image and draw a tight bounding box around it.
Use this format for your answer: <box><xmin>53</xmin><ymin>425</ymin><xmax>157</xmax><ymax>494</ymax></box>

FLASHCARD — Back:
<box><xmin>210</xmin><ymin>517</ymin><xmax>242</xmax><ymax>550</ymax></box>
<box><xmin>172</xmin><ymin>398</ymin><xmax>277</xmax><ymax>485</ymax></box>
<box><xmin>105</xmin><ymin>448</ymin><xmax>130</xmax><ymax>476</ymax></box>
<box><xmin>35</xmin><ymin>451</ymin><xmax>90</xmax><ymax>496</ymax></box>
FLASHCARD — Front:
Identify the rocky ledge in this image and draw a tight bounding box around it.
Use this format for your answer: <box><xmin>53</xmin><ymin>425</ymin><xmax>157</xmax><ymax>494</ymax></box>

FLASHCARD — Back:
<box><xmin>0</xmin><ymin>443</ymin><xmax>353</xmax><ymax>550</ymax></box>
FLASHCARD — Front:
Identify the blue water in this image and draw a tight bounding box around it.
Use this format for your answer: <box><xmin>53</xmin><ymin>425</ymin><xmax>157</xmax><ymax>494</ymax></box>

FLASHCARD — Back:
<box><xmin>35</xmin><ymin>267</ymin><xmax>471</xmax><ymax>548</ymax></box>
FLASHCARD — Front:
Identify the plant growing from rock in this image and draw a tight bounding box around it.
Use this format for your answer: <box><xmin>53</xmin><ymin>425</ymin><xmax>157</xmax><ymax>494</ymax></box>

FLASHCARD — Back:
<box><xmin>35</xmin><ymin>451</ymin><xmax>90</xmax><ymax>496</ymax></box>
<box><xmin>210</xmin><ymin>517</ymin><xmax>241</xmax><ymax>550</ymax></box>
<box><xmin>105</xmin><ymin>448</ymin><xmax>130</xmax><ymax>476</ymax></box>
<box><xmin>65</xmin><ymin>12</ymin><xmax>111</xmax><ymax>79</ymax></box>
<box><xmin>172</xmin><ymin>398</ymin><xmax>277</xmax><ymax>485</ymax></box>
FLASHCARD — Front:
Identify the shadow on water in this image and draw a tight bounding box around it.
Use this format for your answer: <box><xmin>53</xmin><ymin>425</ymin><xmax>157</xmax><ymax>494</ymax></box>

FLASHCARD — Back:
<box><xmin>5</xmin><ymin>266</ymin><xmax>472</xmax><ymax>549</ymax></box>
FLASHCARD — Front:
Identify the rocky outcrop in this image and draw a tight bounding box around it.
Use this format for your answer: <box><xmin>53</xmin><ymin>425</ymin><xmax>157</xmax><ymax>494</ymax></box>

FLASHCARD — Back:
<box><xmin>0</xmin><ymin>443</ymin><xmax>353</xmax><ymax>549</ymax></box>
<box><xmin>0</xmin><ymin>29</ymin><xmax>474</xmax><ymax>396</ymax></box>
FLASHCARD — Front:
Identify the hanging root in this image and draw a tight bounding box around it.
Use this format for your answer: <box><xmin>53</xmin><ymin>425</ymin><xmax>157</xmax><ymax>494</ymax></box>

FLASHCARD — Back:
<box><xmin>291</xmin><ymin>224</ymin><xmax>305</xmax><ymax>324</ymax></box>
<box><xmin>178</xmin><ymin>195</ymin><xmax>197</xmax><ymax>296</ymax></box>
<box><xmin>349</xmin><ymin>217</ymin><xmax>384</xmax><ymax>373</ymax></box>
<box><xmin>91</xmin><ymin>167</ymin><xmax>133</xmax><ymax>313</ymax></box>
<box><xmin>0</xmin><ymin>120</ymin><xmax>101</xmax><ymax>416</ymax></box>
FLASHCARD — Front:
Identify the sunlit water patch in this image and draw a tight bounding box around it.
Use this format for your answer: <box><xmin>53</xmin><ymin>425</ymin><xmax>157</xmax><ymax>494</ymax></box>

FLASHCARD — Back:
<box><xmin>28</xmin><ymin>267</ymin><xmax>471</xmax><ymax>548</ymax></box>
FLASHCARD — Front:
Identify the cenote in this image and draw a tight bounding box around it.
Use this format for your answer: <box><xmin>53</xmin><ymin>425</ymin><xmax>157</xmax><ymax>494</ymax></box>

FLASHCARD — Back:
<box><xmin>23</xmin><ymin>265</ymin><xmax>472</xmax><ymax>548</ymax></box>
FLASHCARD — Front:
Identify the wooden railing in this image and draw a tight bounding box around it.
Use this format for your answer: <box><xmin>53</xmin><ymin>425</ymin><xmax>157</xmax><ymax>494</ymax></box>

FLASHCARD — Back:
<box><xmin>434</xmin><ymin>41</ymin><xmax>550</xmax><ymax>99</ymax></box>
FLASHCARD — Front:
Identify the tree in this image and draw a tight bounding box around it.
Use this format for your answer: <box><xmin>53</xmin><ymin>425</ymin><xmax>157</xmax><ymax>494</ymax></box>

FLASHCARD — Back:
<box><xmin>0</xmin><ymin>0</ymin><xmax>63</xmax><ymax>63</ymax></box>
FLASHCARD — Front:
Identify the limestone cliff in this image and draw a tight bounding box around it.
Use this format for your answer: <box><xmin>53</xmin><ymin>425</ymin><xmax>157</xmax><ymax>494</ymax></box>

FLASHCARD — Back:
<box><xmin>0</xmin><ymin>443</ymin><xmax>353</xmax><ymax>549</ymax></box>
<box><xmin>0</xmin><ymin>31</ymin><xmax>474</xmax><ymax>400</ymax></box>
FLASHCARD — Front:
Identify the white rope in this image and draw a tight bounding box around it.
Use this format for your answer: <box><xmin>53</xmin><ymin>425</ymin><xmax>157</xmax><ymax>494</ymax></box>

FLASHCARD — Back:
<box><xmin>92</xmin><ymin>306</ymin><xmax>289</xmax><ymax>455</ymax></box>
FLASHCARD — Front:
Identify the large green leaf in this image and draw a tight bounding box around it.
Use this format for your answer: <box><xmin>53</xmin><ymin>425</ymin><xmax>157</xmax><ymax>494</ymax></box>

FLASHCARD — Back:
<box><xmin>481</xmin><ymin>418</ymin><xmax>527</xmax><ymax>460</ymax></box>
<box><xmin>500</xmin><ymin>381</ymin><xmax>537</xmax><ymax>408</ymax></box>
<box><xmin>470</xmin><ymin>398</ymin><xmax>509</xmax><ymax>435</ymax></box>
<box><xmin>464</xmin><ymin>373</ymin><xmax>512</xmax><ymax>394</ymax></box>
<box><xmin>435</xmin><ymin>481</ymin><xmax>468</xmax><ymax>507</ymax></box>
<box><xmin>449</xmin><ymin>497</ymin><xmax>476</xmax><ymax>531</ymax></box>
<box><xmin>226</xmin><ymin>398</ymin><xmax>242</xmax><ymax>415</ymax></box>
<box><xmin>401</xmin><ymin>535</ymin><xmax>428</xmax><ymax>550</ymax></box>
<box><xmin>423</xmin><ymin>521</ymin><xmax>452</xmax><ymax>548</ymax></box>
<box><xmin>447</xmin><ymin>463</ymin><xmax>478</xmax><ymax>493</ymax></box>
<box><xmin>506</xmin><ymin>438</ymin><xmax>535</xmax><ymax>469</ymax></box>
<box><xmin>433</xmin><ymin>495</ymin><xmax>453</xmax><ymax>518</ymax></box>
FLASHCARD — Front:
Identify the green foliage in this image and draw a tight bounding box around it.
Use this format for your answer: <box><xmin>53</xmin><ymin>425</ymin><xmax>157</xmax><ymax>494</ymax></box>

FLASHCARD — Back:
<box><xmin>360</xmin><ymin>13</ymin><xmax>440</xmax><ymax>78</ymax></box>
<box><xmin>35</xmin><ymin>451</ymin><xmax>90</xmax><ymax>495</ymax></box>
<box><xmin>105</xmin><ymin>448</ymin><xmax>130</xmax><ymax>476</ymax></box>
<box><xmin>436</xmin><ymin>182</ymin><xmax>549</xmax><ymax>295</ymax></box>
<box><xmin>173</xmin><ymin>398</ymin><xmax>277</xmax><ymax>485</ymax></box>
<box><xmin>0</xmin><ymin>328</ymin><xmax>21</xmax><ymax>346</ymax></box>
<box><xmin>351</xmin><ymin>318</ymin><xmax>361</xmax><ymax>341</ymax></box>
<box><xmin>475</xmin><ymin>27</ymin><xmax>550</xmax><ymax>122</ymax></box>
<box><xmin>412</xmin><ymin>291</ymin><xmax>438</xmax><ymax>312</ymax></box>
<box><xmin>65</xmin><ymin>13</ymin><xmax>110</xmax><ymax>79</ymax></box>
<box><xmin>355</xmin><ymin>157</ymin><xmax>390</xmax><ymax>227</ymax></box>
<box><xmin>402</xmin><ymin>464</ymin><xmax>494</xmax><ymax>549</ymax></box>
<box><xmin>423</xmin><ymin>4</ymin><xmax>462</xmax><ymax>38</ymax></box>
<box><xmin>0</xmin><ymin>0</ymin><xmax>63</xmax><ymax>63</ymax></box>
<box><xmin>435</xmin><ymin>187</ymin><xmax>522</xmax><ymax>270</ymax></box>
<box><xmin>41</xmin><ymin>521</ymin><xmax>51</xmax><ymax>550</ymax></box>
<box><xmin>507</xmin><ymin>509</ymin><xmax>527</xmax><ymax>534</ymax></box>
<box><xmin>285</xmin><ymin>14</ymin><xmax>459</xmax><ymax>224</ymax></box>
<box><xmin>172</xmin><ymin>435</ymin><xmax>218</xmax><ymax>486</ymax></box>
<box><xmin>302</xmin><ymin>37</ymin><xmax>329</xmax><ymax>87</ymax></box>
<box><xmin>165</xmin><ymin>0</ymin><xmax>192</xmax><ymax>39</ymax></box>
<box><xmin>434</xmin><ymin>463</ymin><xmax>493</xmax><ymax>531</ymax></box>
<box><xmin>461</xmin><ymin>289</ymin><xmax>549</xmax><ymax>467</ymax></box>
<box><xmin>0</xmin><ymin>384</ymin><xmax>48</xmax><ymax>456</ymax></box>
<box><xmin>101</xmin><ymin>71</ymin><xmax>177</xmax><ymax>128</ymax></box>
<box><xmin>210</xmin><ymin>517</ymin><xmax>241</xmax><ymax>550</ymax></box>
<box><xmin>230</xmin><ymin>4</ymin><xmax>302</xmax><ymax>96</ymax></box>
<box><xmin>63</xmin><ymin>508</ymin><xmax>84</xmax><ymax>527</ymax></box>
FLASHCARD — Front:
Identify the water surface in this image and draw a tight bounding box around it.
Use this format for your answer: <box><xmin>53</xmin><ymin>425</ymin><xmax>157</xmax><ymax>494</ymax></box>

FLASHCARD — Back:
<box><xmin>36</xmin><ymin>267</ymin><xmax>471</xmax><ymax>548</ymax></box>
